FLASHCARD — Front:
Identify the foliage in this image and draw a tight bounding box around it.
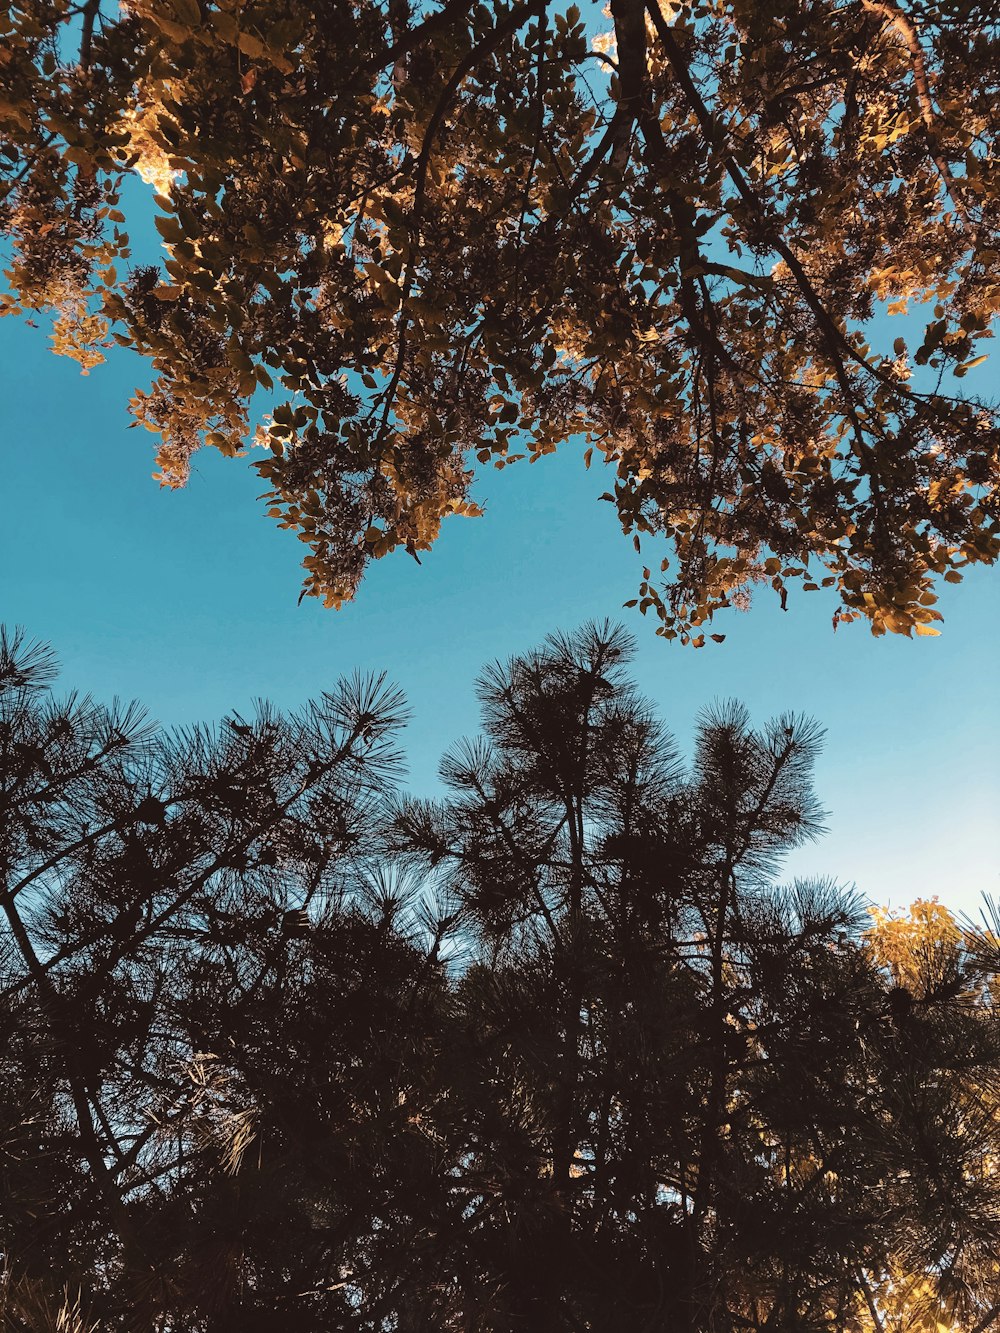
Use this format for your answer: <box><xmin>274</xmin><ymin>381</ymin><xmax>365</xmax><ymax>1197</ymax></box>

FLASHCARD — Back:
<box><xmin>3</xmin><ymin>620</ymin><xmax>1000</xmax><ymax>1330</ymax></box>
<box><xmin>0</xmin><ymin>623</ymin><xmax>411</xmax><ymax>1328</ymax></box>
<box><xmin>2</xmin><ymin>0</ymin><xmax>999</xmax><ymax>638</ymax></box>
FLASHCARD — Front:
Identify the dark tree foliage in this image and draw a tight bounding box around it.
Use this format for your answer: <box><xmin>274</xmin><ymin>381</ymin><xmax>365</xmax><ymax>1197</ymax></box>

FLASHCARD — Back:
<box><xmin>2</xmin><ymin>0</ymin><xmax>999</xmax><ymax>639</ymax></box>
<box><xmin>2</xmin><ymin>622</ymin><xmax>1000</xmax><ymax>1331</ymax></box>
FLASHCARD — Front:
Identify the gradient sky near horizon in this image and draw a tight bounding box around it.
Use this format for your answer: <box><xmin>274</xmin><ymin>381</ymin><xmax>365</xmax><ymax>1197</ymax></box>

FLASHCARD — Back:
<box><xmin>2</xmin><ymin>287</ymin><xmax>998</xmax><ymax>920</ymax></box>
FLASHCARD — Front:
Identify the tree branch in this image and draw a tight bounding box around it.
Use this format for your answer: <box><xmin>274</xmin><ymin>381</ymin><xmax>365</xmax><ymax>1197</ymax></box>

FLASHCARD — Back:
<box><xmin>859</xmin><ymin>0</ymin><xmax>968</xmax><ymax>220</ymax></box>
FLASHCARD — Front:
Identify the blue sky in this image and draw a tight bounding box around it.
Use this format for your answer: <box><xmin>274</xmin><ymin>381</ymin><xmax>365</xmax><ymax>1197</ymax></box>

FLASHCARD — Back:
<box><xmin>2</xmin><ymin>298</ymin><xmax>998</xmax><ymax>919</ymax></box>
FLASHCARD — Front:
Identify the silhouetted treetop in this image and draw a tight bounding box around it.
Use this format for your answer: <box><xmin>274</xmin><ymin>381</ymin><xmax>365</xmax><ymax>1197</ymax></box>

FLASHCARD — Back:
<box><xmin>4</xmin><ymin>622</ymin><xmax>1000</xmax><ymax>1329</ymax></box>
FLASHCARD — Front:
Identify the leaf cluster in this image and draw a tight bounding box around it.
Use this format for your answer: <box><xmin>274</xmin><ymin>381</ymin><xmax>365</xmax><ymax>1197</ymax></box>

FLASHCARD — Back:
<box><xmin>1</xmin><ymin>0</ymin><xmax>999</xmax><ymax>634</ymax></box>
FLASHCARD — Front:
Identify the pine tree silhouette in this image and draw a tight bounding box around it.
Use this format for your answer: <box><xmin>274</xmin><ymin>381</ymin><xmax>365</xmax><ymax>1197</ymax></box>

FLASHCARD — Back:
<box><xmin>2</xmin><ymin>624</ymin><xmax>999</xmax><ymax>1331</ymax></box>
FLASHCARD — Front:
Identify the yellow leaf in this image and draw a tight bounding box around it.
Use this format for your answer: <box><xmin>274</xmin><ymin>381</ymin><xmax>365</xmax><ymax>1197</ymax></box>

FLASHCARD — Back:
<box><xmin>914</xmin><ymin>623</ymin><xmax>940</xmax><ymax>636</ymax></box>
<box><xmin>957</xmin><ymin>353</ymin><xmax>989</xmax><ymax>373</ymax></box>
<box><xmin>236</xmin><ymin>30</ymin><xmax>267</xmax><ymax>59</ymax></box>
<box><xmin>209</xmin><ymin>9</ymin><xmax>238</xmax><ymax>40</ymax></box>
<box><xmin>154</xmin><ymin>214</ymin><xmax>184</xmax><ymax>244</ymax></box>
<box><xmin>169</xmin><ymin>0</ymin><xmax>201</xmax><ymax>24</ymax></box>
<box><xmin>145</xmin><ymin>12</ymin><xmax>192</xmax><ymax>41</ymax></box>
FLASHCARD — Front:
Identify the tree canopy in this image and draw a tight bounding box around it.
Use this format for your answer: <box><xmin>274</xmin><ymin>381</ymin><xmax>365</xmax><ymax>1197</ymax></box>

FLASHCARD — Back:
<box><xmin>3</xmin><ymin>620</ymin><xmax>1000</xmax><ymax>1330</ymax></box>
<box><xmin>1</xmin><ymin>0</ymin><xmax>998</xmax><ymax>640</ymax></box>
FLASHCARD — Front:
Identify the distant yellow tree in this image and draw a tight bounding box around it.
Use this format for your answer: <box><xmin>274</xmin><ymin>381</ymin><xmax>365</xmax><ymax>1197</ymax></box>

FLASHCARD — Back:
<box><xmin>865</xmin><ymin>898</ymin><xmax>965</xmax><ymax>994</ymax></box>
<box><xmin>860</xmin><ymin>900</ymin><xmax>1000</xmax><ymax>1333</ymax></box>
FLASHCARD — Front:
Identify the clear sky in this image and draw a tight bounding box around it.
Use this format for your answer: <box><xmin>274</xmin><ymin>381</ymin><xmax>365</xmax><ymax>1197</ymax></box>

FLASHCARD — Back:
<box><xmin>2</xmin><ymin>295</ymin><xmax>998</xmax><ymax>920</ymax></box>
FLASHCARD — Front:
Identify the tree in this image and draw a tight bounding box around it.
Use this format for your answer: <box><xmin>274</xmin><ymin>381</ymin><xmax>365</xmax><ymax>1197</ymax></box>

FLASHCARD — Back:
<box><xmin>2</xmin><ymin>0</ymin><xmax>998</xmax><ymax>640</ymax></box>
<box><xmin>391</xmin><ymin>621</ymin><xmax>1000</xmax><ymax>1331</ymax></box>
<box><xmin>858</xmin><ymin>898</ymin><xmax>1000</xmax><ymax>1333</ymax></box>
<box><xmin>0</xmin><ymin>624</ymin><xmax>414</xmax><ymax>1328</ymax></box>
<box><xmin>4</xmin><ymin>620</ymin><xmax>1000</xmax><ymax>1330</ymax></box>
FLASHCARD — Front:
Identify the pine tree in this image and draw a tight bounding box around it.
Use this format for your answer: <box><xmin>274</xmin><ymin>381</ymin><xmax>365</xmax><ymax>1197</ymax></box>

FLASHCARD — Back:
<box><xmin>3</xmin><ymin>623</ymin><xmax>999</xmax><ymax>1329</ymax></box>
<box><xmin>393</xmin><ymin>622</ymin><xmax>1000</xmax><ymax>1331</ymax></box>
<box><xmin>0</xmin><ymin>625</ymin><xmax>413</xmax><ymax>1328</ymax></box>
